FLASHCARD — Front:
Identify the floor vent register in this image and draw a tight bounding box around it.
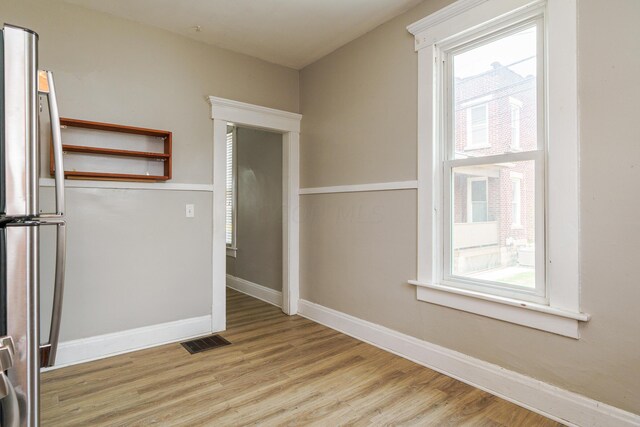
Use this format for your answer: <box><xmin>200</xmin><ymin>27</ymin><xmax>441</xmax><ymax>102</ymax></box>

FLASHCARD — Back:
<box><xmin>181</xmin><ymin>334</ymin><xmax>231</xmax><ymax>354</ymax></box>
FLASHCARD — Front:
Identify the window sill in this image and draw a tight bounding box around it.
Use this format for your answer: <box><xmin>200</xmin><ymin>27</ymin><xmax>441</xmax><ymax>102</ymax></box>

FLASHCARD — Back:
<box><xmin>408</xmin><ymin>280</ymin><xmax>590</xmax><ymax>339</ymax></box>
<box><xmin>226</xmin><ymin>247</ymin><xmax>237</xmax><ymax>258</ymax></box>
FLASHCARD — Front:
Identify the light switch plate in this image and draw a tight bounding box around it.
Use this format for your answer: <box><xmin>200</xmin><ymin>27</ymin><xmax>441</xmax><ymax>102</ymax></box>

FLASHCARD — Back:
<box><xmin>186</xmin><ymin>204</ymin><xmax>195</xmax><ymax>218</ymax></box>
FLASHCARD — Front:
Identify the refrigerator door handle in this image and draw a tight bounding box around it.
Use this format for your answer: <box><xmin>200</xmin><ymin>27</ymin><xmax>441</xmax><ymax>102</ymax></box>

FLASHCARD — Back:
<box><xmin>38</xmin><ymin>220</ymin><xmax>66</xmax><ymax>367</ymax></box>
<box><xmin>39</xmin><ymin>70</ymin><xmax>65</xmax><ymax>217</ymax></box>
<box><xmin>37</xmin><ymin>71</ymin><xmax>67</xmax><ymax>367</ymax></box>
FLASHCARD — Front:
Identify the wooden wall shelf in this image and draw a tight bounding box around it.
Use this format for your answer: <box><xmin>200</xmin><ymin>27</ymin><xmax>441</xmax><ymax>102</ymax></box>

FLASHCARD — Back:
<box><xmin>52</xmin><ymin>118</ymin><xmax>172</xmax><ymax>182</ymax></box>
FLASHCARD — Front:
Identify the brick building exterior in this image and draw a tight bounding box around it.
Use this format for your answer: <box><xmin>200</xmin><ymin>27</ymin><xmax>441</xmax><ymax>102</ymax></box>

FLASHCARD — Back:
<box><xmin>452</xmin><ymin>62</ymin><xmax>537</xmax><ymax>275</ymax></box>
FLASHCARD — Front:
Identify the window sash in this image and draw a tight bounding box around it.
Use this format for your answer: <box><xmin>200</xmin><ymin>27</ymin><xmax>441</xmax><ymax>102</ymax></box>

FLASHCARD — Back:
<box><xmin>445</xmin><ymin>17</ymin><xmax>544</xmax><ymax>157</ymax></box>
<box><xmin>443</xmin><ymin>151</ymin><xmax>545</xmax><ymax>302</ymax></box>
<box><xmin>441</xmin><ymin>17</ymin><xmax>546</xmax><ymax>303</ymax></box>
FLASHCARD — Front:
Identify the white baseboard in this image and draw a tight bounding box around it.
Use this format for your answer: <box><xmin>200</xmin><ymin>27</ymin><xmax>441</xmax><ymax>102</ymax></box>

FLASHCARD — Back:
<box><xmin>298</xmin><ymin>299</ymin><xmax>640</xmax><ymax>427</ymax></box>
<box><xmin>226</xmin><ymin>275</ymin><xmax>282</xmax><ymax>308</ymax></box>
<box><xmin>48</xmin><ymin>315</ymin><xmax>212</xmax><ymax>370</ymax></box>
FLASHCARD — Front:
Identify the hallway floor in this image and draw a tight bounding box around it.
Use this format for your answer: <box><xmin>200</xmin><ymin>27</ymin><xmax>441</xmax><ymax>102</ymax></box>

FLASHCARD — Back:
<box><xmin>41</xmin><ymin>289</ymin><xmax>561</xmax><ymax>426</ymax></box>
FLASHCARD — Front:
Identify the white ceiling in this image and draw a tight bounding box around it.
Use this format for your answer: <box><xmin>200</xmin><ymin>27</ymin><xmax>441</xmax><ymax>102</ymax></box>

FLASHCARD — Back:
<box><xmin>62</xmin><ymin>0</ymin><xmax>423</xmax><ymax>69</ymax></box>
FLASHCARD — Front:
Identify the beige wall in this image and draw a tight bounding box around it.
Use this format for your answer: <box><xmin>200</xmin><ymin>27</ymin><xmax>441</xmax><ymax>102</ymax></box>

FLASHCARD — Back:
<box><xmin>299</xmin><ymin>0</ymin><xmax>640</xmax><ymax>415</ymax></box>
<box><xmin>39</xmin><ymin>188</ymin><xmax>213</xmax><ymax>341</ymax></box>
<box><xmin>226</xmin><ymin>127</ymin><xmax>283</xmax><ymax>292</ymax></box>
<box><xmin>1</xmin><ymin>0</ymin><xmax>298</xmax><ymax>341</ymax></box>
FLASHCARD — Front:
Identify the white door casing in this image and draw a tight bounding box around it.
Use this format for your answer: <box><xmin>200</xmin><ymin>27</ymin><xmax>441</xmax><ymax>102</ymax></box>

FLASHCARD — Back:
<box><xmin>208</xmin><ymin>96</ymin><xmax>302</xmax><ymax>331</ymax></box>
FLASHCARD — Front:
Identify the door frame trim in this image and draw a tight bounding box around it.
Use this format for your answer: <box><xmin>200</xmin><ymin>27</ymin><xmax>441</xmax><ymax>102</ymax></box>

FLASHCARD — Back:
<box><xmin>208</xmin><ymin>96</ymin><xmax>302</xmax><ymax>331</ymax></box>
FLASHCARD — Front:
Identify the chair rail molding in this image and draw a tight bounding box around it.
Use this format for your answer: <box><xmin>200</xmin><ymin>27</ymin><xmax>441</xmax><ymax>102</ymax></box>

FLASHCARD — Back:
<box><xmin>40</xmin><ymin>178</ymin><xmax>213</xmax><ymax>192</ymax></box>
<box><xmin>299</xmin><ymin>180</ymin><xmax>418</xmax><ymax>195</ymax></box>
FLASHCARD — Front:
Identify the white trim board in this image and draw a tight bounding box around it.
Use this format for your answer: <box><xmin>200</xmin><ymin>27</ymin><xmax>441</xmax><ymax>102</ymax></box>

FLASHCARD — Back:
<box><xmin>209</xmin><ymin>96</ymin><xmax>301</xmax><ymax>333</ymax></box>
<box><xmin>226</xmin><ymin>275</ymin><xmax>282</xmax><ymax>308</ymax></box>
<box><xmin>407</xmin><ymin>0</ymin><xmax>487</xmax><ymax>38</ymax></box>
<box><xmin>208</xmin><ymin>96</ymin><xmax>302</xmax><ymax>133</ymax></box>
<box><xmin>298</xmin><ymin>300</ymin><xmax>640</xmax><ymax>427</ymax></box>
<box><xmin>299</xmin><ymin>180</ymin><xmax>418</xmax><ymax>195</ymax></box>
<box><xmin>410</xmin><ymin>281</ymin><xmax>587</xmax><ymax>339</ymax></box>
<box><xmin>45</xmin><ymin>315</ymin><xmax>212</xmax><ymax>370</ymax></box>
<box><xmin>407</xmin><ymin>0</ymin><xmax>585</xmax><ymax>335</ymax></box>
<box><xmin>40</xmin><ymin>178</ymin><xmax>213</xmax><ymax>192</ymax></box>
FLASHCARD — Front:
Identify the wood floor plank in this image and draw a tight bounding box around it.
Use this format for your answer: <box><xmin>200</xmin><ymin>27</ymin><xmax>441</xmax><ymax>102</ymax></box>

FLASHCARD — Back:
<box><xmin>41</xmin><ymin>288</ymin><xmax>562</xmax><ymax>426</ymax></box>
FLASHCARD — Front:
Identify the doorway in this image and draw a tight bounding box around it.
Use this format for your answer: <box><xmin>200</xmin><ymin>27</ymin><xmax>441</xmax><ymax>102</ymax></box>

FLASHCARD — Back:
<box><xmin>208</xmin><ymin>96</ymin><xmax>302</xmax><ymax>332</ymax></box>
<box><xmin>225</xmin><ymin>125</ymin><xmax>283</xmax><ymax>309</ymax></box>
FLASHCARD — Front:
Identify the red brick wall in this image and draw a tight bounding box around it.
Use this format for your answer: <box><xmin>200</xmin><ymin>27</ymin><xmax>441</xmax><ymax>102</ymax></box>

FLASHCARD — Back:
<box><xmin>451</xmin><ymin>63</ymin><xmax>538</xmax><ymax>261</ymax></box>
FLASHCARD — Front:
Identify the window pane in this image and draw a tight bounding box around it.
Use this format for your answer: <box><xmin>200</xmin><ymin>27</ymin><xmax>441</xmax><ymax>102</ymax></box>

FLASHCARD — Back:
<box><xmin>471</xmin><ymin>180</ymin><xmax>487</xmax><ymax>201</ymax></box>
<box><xmin>225</xmin><ymin>130</ymin><xmax>234</xmax><ymax>245</ymax></box>
<box><xmin>453</xmin><ymin>25</ymin><xmax>538</xmax><ymax>159</ymax></box>
<box><xmin>471</xmin><ymin>127</ymin><xmax>487</xmax><ymax>147</ymax></box>
<box><xmin>471</xmin><ymin>106</ymin><xmax>487</xmax><ymax>125</ymax></box>
<box><xmin>472</xmin><ymin>202</ymin><xmax>488</xmax><ymax>222</ymax></box>
<box><xmin>451</xmin><ymin>160</ymin><xmax>536</xmax><ymax>289</ymax></box>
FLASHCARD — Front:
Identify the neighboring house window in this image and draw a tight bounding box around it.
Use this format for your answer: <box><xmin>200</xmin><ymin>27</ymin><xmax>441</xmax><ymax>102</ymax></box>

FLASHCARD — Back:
<box><xmin>510</xmin><ymin>97</ymin><xmax>522</xmax><ymax>150</ymax></box>
<box><xmin>511</xmin><ymin>173</ymin><xmax>522</xmax><ymax>228</ymax></box>
<box><xmin>466</xmin><ymin>104</ymin><xmax>489</xmax><ymax>149</ymax></box>
<box><xmin>225</xmin><ymin>126</ymin><xmax>237</xmax><ymax>251</ymax></box>
<box><xmin>467</xmin><ymin>178</ymin><xmax>488</xmax><ymax>222</ymax></box>
<box><xmin>408</xmin><ymin>0</ymin><xmax>588</xmax><ymax>337</ymax></box>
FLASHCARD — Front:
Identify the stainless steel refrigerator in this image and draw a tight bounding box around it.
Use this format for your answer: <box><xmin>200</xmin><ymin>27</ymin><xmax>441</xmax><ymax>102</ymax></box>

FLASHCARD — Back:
<box><xmin>0</xmin><ymin>24</ymin><xmax>66</xmax><ymax>426</ymax></box>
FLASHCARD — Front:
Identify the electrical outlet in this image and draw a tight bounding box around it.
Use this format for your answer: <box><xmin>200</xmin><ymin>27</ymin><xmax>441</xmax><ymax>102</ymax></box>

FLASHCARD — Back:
<box><xmin>186</xmin><ymin>204</ymin><xmax>195</xmax><ymax>218</ymax></box>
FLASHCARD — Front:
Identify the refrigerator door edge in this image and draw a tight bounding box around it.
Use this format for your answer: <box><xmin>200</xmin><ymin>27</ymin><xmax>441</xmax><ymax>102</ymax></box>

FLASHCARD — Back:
<box><xmin>5</xmin><ymin>222</ymin><xmax>40</xmax><ymax>426</ymax></box>
<box><xmin>3</xmin><ymin>25</ymin><xmax>39</xmax><ymax>218</ymax></box>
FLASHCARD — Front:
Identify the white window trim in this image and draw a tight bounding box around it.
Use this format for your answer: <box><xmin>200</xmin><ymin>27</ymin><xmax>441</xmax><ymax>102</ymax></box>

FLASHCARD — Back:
<box><xmin>465</xmin><ymin>104</ymin><xmax>490</xmax><ymax>150</ymax></box>
<box><xmin>466</xmin><ymin>177</ymin><xmax>488</xmax><ymax>223</ymax></box>
<box><xmin>408</xmin><ymin>0</ymin><xmax>589</xmax><ymax>338</ymax></box>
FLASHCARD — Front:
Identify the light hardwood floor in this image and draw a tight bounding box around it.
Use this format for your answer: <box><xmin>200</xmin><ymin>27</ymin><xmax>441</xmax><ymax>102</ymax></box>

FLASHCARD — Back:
<box><xmin>41</xmin><ymin>289</ymin><xmax>562</xmax><ymax>426</ymax></box>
